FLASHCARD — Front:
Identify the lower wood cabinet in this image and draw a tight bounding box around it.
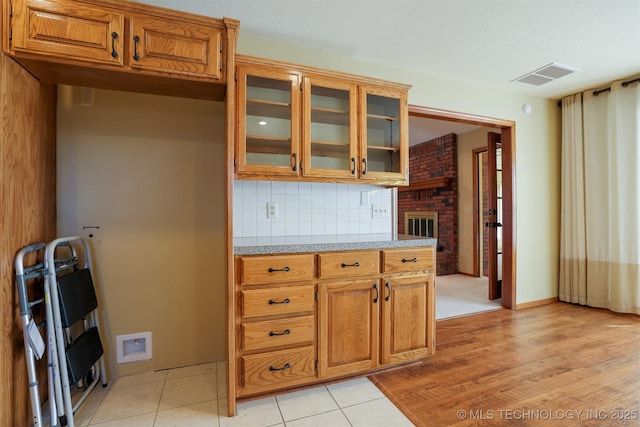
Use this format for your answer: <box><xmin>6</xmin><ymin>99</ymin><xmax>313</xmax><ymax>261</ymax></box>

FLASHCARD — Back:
<box><xmin>234</xmin><ymin>246</ymin><xmax>435</xmax><ymax>400</ymax></box>
<box><xmin>318</xmin><ymin>280</ymin><xmax>380</xmax><ymax>378</ymax></box>
<box><xmin>381</xmin><ymin>275</ymin><xmax>434</xmax><ymax>365</ymax></box>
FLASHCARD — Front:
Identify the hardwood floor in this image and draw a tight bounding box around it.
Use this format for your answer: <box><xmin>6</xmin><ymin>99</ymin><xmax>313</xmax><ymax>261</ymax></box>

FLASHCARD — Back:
<box><xmin>370</xmin><ymin>302</ymin><xmax>640</xmax><ymax>426</ymax></box>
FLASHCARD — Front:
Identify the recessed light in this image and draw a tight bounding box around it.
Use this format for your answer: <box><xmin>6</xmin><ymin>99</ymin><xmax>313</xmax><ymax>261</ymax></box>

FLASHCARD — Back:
<box><xmin>258</xmin><ymin>120</ymin><xmax>267</xmax><ymax>126</ymax></box>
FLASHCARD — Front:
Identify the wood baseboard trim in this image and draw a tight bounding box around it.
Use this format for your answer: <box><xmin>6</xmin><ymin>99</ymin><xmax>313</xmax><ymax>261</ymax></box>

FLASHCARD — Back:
<box><xmin>516</xmin><ymin>297</ymin><xmax>558</xmax><ymax>310</ymax></box>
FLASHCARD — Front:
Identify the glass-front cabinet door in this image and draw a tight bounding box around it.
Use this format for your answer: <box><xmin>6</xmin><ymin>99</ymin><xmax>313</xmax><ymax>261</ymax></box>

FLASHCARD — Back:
<box><xmin>302</xmin><ymin>75</ymin><xmax>358</xmax><ymax>179</ymax></box>
<box><xmin>237</xmin><ymin>64</ymin><xmax>301</xmax><ymax>176</ymax></box>
<box><xmin>359</xmin><ymin>85</ymin><xmax>408</xmax><ymax>185</ymax></box>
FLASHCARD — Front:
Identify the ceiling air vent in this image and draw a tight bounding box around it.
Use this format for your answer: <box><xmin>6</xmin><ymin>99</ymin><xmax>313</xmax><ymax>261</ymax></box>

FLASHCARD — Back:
<box><xmin>512</xmin><ymin>63</ymin><xmax>579</xmax><ymax>86</ymax></box>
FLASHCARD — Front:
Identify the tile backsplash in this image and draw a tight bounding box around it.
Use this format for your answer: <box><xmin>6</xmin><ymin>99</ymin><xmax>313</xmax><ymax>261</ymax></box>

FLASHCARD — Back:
<box><xmin>233</xmin><ymin>180</ymin><xmax>393</xmax><ymax>237</ymax></box>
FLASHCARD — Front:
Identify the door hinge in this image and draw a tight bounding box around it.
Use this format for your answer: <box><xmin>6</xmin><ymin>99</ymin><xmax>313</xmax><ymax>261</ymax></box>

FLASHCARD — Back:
<box><xmin>234</xmin><ymin>71</ymin><xmax>238</xmax><ymax>81</ymax></box>
<box><xmin>315</xmin><ymin>290</ymin><xmax>318</xmax><ymax>301</ymax></box>
<box><xmin>8</xmin><ymin>2</ymin><xmax>13</xmax><ymax>45</ymax></box>
<box><xmin>315</xmin><ymin>360</ymin><xmax>318</xmax><ymax>371</ymax></box>
<box><xmin>233</xmin><ymin>157</ymin><xmax>238</xmax><ymax>167</ymax></box>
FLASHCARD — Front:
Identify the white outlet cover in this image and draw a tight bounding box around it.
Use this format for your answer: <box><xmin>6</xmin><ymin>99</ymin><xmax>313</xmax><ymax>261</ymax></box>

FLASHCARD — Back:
<box><xmin>116</xmin><ymin>332</ymin><xmax>152</xmax><ymax>363</ymax></box>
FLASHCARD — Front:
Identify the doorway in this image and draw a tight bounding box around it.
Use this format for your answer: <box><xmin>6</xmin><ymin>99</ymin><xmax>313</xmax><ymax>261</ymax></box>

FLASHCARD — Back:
<box><xmin>408</xmin><ymin>106</ymin><xmax>516</xmax><ymax>310</ymax></box>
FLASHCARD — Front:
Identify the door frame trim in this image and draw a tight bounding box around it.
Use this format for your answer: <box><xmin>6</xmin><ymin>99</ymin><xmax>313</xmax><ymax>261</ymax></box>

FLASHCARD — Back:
<box><xmin>408</xmin><ymin>105</ymin><xmax>516</xmax><ymax>309</ymax></box>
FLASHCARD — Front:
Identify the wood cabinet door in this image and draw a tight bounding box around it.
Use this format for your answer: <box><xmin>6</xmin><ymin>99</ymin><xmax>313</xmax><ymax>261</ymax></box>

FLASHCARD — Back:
<box><xmin>302</xmin><ymin>74</ymin><xmax>358</xmax><ymax>179</ymax></box>
<box><xmin>236</xmin><ymin>63</ymin><xmax>301</xmax><ymax>177</ymax></box>
<box><xmin>128</xmin><ymin>14</ymin><xmax>222</xmax><ymax>80</ymax></box>
<box><xmin>10</xmin><ymin>0</ymin><xmax>125</xmax><ymax>66</ymax></box>
<box><xmin>381</xmin><ymin>275</ymin><xmax>434</xmax><ymax>365</ymax></box>
<box><xmin>359</xmin><ymin>84</ymin><xmax>409</xmax><ymax>186</ymax></box>
<box><xmin>318</xmin><ymin>280</ymin><xmax>379</xmax><ymax>378</ymax></box>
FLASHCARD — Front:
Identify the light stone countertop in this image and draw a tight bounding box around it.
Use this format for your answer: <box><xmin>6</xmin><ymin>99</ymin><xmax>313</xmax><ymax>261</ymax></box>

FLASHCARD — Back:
<box><xmin>234</xmin><ymin>233</ymin><xmax>437</xmax><ymax>255</ymax></box>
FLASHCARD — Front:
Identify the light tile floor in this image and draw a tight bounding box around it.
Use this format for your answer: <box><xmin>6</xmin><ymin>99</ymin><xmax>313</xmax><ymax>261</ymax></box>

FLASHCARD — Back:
<box><xmin>70</xmin><ymin>362</ymin><xmax>415</xmax><ymax>427</ymax></box>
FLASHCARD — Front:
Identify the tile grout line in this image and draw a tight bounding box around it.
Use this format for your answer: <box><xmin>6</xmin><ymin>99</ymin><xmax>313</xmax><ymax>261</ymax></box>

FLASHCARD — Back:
<box><xmin>326</xmin><ymin>385</ymin><xmax>355</xmax><ymax>427</ymax></box>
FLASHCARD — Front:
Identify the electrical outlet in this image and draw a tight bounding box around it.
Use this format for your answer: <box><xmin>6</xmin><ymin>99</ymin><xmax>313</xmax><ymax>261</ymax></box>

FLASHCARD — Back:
<box><xmin>81</xmin><ymin>225</ymin><xmax>101</xmax><ymax>244</ymax></box>
<box><xmin>267</xmin><ymin>202</ymin><xmax>279</xmax><ymax>219</ymax></box>
<box><xmin>372</xmin><ymin>205</ymin><xmax>390</xmax><ymax>219</ymax></box>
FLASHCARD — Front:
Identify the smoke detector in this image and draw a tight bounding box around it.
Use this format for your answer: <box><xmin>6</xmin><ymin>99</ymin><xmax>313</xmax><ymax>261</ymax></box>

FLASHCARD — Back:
<box><xmin>513</xmin><ymin>63</ymin><xmax>579</xmax><ymax>86</ymax></box>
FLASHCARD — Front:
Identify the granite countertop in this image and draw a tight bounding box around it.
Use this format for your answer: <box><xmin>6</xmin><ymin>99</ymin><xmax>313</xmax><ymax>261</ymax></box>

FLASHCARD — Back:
<box><xmin>234</xmin><ymin>233</ymin><xmax>437</xmax><ymax>255</ymax></box>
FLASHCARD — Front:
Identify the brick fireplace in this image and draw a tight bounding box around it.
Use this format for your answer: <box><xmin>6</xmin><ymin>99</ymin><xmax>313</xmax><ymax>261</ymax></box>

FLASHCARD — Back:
<box><xmin>398</xmin><ymin>133</ymin><xmax>458</xmax><ymax>275</ymax></box>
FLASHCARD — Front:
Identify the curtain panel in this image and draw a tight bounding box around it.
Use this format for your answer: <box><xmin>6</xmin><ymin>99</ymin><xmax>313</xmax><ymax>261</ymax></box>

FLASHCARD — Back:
<box><xmin>559</xmin><ymin>79</ymin><xmax>640</xmax><ymax>314</ymax></box>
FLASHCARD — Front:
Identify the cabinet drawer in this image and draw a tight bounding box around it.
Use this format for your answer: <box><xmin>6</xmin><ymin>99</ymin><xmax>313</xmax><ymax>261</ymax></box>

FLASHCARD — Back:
<box><xmin>318</xmin><ymin>250</ymin><xmax>379</xmax><ymax>279</ymax></box>
<box><xmin>242</xmin><ymin>316</ymin><xmax>314</xmax><ymax>351</ymax></box>
<box><xmin>240</xmin><ymin>254</ymin><xmax>314</xmax><ymax>285</ymax></box>
<box><xmin>382</xmin><ymin>247</ymin><xmax>435</xmax><ymax>273</ymax></box>
<box><xmin>242</xmin><ymin>346</ymin><xmax>315</xmax><ymax>389</ymax></box>
<box><xmin>242</xmin><ymin>285</ymin><xmax>314</xmax><ymax>318</ymax></box>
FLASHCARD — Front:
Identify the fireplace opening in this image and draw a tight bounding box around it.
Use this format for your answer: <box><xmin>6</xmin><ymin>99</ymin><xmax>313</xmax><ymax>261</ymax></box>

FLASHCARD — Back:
<box><xmin>405</xmin><ymin>211</ymin><xmax>438</xmax><ymax>238</ymax></box>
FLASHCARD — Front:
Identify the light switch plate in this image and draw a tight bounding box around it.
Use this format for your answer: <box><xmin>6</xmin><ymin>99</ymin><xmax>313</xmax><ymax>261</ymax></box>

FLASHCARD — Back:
<box><xmin>372</xmin><ymin>204</ymin><xmax>390</xmax><ymax>219</ymax></box>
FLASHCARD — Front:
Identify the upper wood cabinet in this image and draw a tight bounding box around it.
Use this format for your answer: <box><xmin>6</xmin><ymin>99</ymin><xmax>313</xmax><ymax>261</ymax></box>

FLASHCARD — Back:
<box><xmin>236</xmin><ymin>62</ymin><xmax>301</xmax><ymax>176</ymax></box>
<box><xmin>302</xmin><ymin>74</ymin><xmax>358</xmax><ymax>179</ymax></box>
<box><xmin>235</xmin><ymin>56</ymin><xmax>410</xmax><ymax>186</ymax></box>
<box><xmin>9</xmin><ymin>0</ymin><xmax>126</xmax><ymax>66</ymax></box>
<box><xmin>127</xmin><ymin>13</ymin><xmax>222</xmax><ymax>80</ymax></box>
<box><xmin>5</xmin><ymin>0</ymin><xmax>239</xmax><ymax>100</ymax></box>
<box><xmin>359</xmin><ymin>85</ymin><xmax>409</xmax><ymax>183</ymax></box>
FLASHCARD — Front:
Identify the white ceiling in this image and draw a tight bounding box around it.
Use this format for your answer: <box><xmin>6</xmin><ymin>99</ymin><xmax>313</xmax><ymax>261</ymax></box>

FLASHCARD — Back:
<box><xmin>140</xmin><ymin>0</ymin><xmax>640</xmax><ymax>141</ymax></box>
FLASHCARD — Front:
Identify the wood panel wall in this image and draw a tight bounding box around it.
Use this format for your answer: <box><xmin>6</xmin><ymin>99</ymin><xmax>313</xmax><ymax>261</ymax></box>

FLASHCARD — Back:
<box><xmin>0</xmin><ymin>54</ymin><xmax>56</xmax><ymax>427</ymax></box>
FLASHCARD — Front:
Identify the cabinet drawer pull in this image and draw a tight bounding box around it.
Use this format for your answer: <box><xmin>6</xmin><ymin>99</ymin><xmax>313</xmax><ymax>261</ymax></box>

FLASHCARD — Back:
<box><xmin>341</xmin><ymin>262</ymin><xmax>360</xmax><ymax>268</ymax></box>
<box><xmin>362</xmin><ymin>158</ymin><xmax>367</xmax><ymax>175</ymax></box>
<box><xmin>292</xmin><ymin>153</ymin><xmax>297</xmax><ymax>172</ymax></box>
<box><xmin>268</xmin><ymin>298</ymin><xmax>291</xmax><ymax>305</ymax></box>
<box><xmin>111</xmin><ymin>32</ymin><xmax>119</xmax><ymax>58</ymax></box>
<box><xmin>373</xmin><ymin>283</ymin><xmax>379</xmax><ymax>303</ymax></box>
<box><xmin>133</xmin><ymin>35</ymin><xmax>141</xmax><ymax>61</ymax></box>
<box><xmin>351</xmin><ymin>157</ymin><xmax>356</xmax><ymax>175</ymax></box>
<box><xmin>385</xmin><ymin>282</ymin><xmax>391</xmax><ymax>301</ymax></box>
<box><xmin>268</xmin><ymin>266</ymin><xmax>290</xmax><ymax>273</ymax></box>
<box><xmin>402</xmin><ymin>257</ymin><xmax>418</xmax><ymax>263</ymax></box>
<box><xmin>269</xmin><ymin>329</ymin><xmax>291</xmax><ymax>337</ymax></box>
<box><xmin>269</xmin><ymin>362</ymin><xmax>291</xmax><ymax>371</ymax></box>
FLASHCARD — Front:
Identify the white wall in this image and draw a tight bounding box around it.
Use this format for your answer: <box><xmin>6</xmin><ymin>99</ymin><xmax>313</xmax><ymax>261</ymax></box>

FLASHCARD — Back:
<box><xmin>238</xmin><ymin>37</ymin><xmax>562</xmax><ymax>305</ymax></box>
<box><xmin>57</xmin><ymin>86</ymin><xmax>227</xmax><ymax>378</ymax></box>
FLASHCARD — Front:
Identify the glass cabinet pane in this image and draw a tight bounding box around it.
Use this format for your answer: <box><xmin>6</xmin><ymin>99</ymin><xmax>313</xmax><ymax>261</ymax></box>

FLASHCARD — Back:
<box><xmin>365</xmin><ymin>94</ymin><xmax>401</xmax><ymax>174</ymax></box>
<box><xmin>244</xmin><ymin>74</ymin><xmax>294</xmax><ymax>168</ymax></box>
<box><xmin>309</xmin><ymin>85</ymin><xmax>351</xmax><ymax>171</ymax></box>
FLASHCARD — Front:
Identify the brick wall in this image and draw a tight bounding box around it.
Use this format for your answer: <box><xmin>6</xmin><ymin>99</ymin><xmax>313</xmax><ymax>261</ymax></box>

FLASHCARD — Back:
<box><xmin>399</xmin><ymin>133</ymin><xmax>458</xmax><ymax>275</ymax></box>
